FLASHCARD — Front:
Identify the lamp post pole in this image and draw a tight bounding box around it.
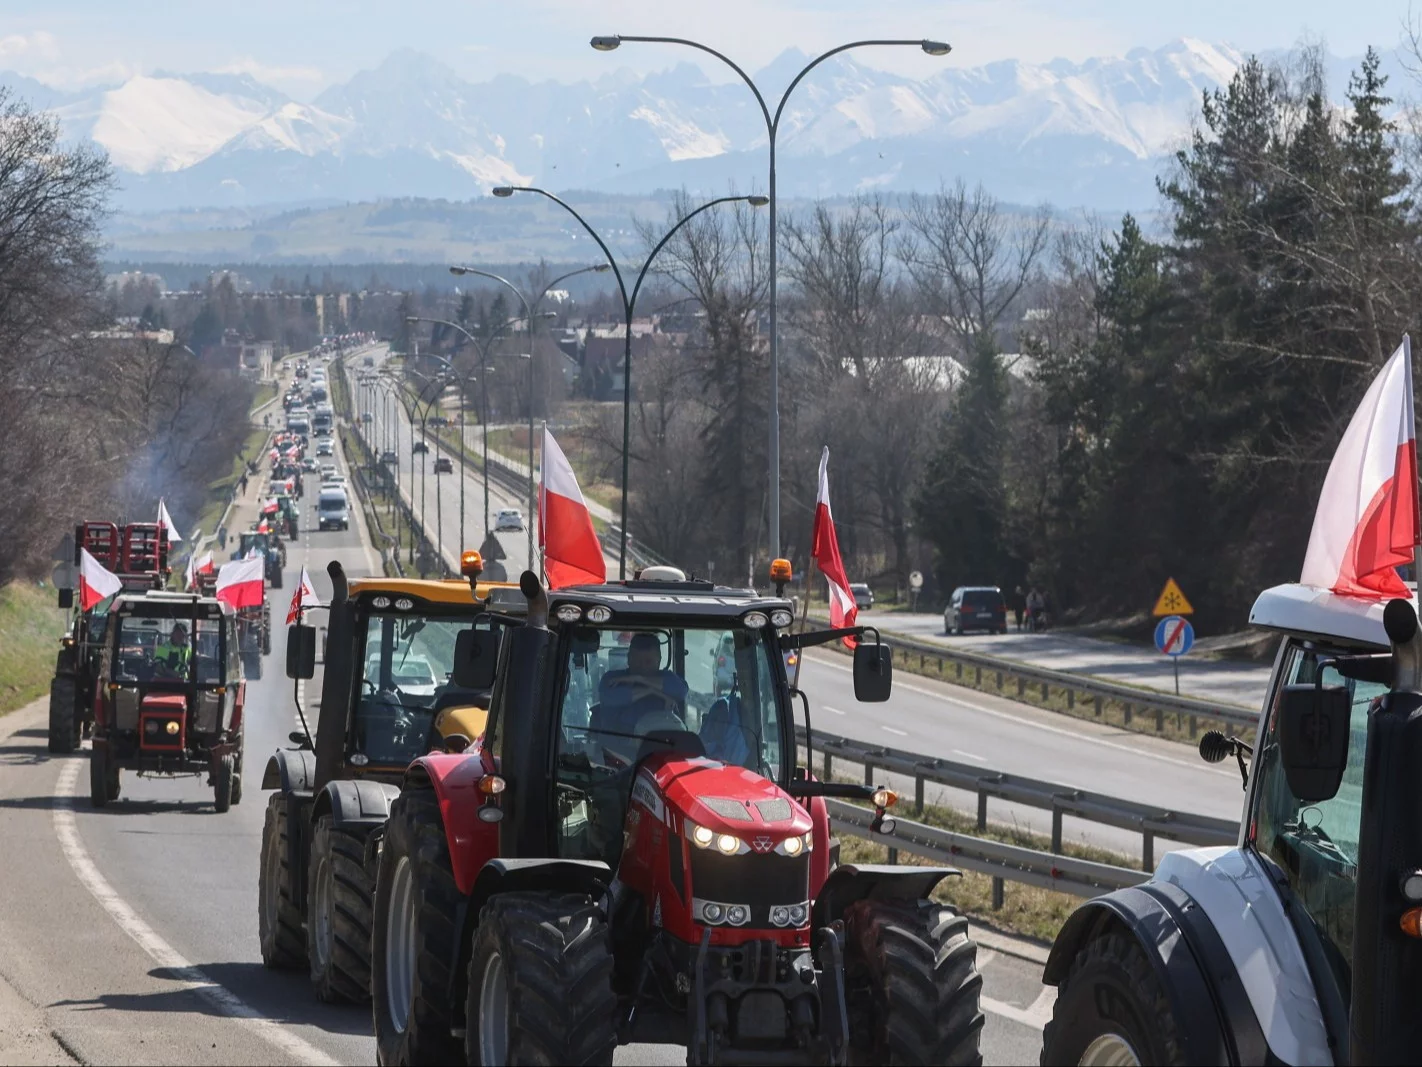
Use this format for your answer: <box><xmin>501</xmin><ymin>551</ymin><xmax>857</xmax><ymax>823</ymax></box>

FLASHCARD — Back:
<box><xmin>448</xmin><ymin>263</ymin><xmax>611</xmax><ymax>567</ymax></box>
<box><xmin>590</xmin><ymin>34</ymin><xmax>951</xmax><ymax>559</ymax></box>
<box><xmin>492</xmin><ymin>186</ymin><xmax>766</xmax><ymax>577</ymax></box>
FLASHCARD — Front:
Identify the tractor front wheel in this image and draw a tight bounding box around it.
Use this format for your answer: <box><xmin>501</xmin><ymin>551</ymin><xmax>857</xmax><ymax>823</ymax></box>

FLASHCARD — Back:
<box><xmin>844</xmin><ymin>899</ymin><xmax>984</xmax><ymax>1066</ymax></box>
<box><xmin>306</xmin><ymin>815</ymin><xmax>374</xmax><ymax>1003</ymax></box>
<box><xmin>465</xmin><ymin>892</ymin><xmax>617</xmax><ymax>1066</ymax></box>
<box><xmin>371</xmin><ymin>789</ymin><xmax>463</xmax><ymax>1067</ymax></box>
<box><xmin>259</xmin><ymin>793</ymin><xmax>307</xmax><ymax>969</ymax></box>
<box><xmin>213</xmin><ymin>753</ymin><xmax>235</xmax><ymax>813</ymax></box>
<box><xmin>48</xmin><ymin>675</ymin><xmax>80</xmax><ymax>754</ymax></box>
<box><xmin>88</xmin><ymin>743</ymin><xmax>120</xmax><ymax>807</ymax></box>
<box><xmin>1040</xmin><ymin>932</ymin><xmax>1185</xmax><ymax>1066</ymax></box>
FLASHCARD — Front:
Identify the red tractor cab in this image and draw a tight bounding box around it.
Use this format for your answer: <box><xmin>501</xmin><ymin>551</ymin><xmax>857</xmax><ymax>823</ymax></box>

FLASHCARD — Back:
<box><xmin>371</xmin><ymin>567</ymin><xmax>984</xmax><ymax>1066</ymax></box>
<box><xmin>49</xmin><ymin>521</ymin><xmax>171</xmax><ymax>753</ymax></box>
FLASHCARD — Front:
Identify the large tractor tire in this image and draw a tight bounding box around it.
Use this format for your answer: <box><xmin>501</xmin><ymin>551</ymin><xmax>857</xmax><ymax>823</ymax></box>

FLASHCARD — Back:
<box><xmin>48</xmin><ymin>675</ymin><xmax>80</xmax><ymax>754</ymax></box>
<box><xmin>306</xmin><ymin>815</ymin><xmax>374</xmax><ymax>1003</ymax></box>
<box><xmin>88</xmin><ymin>743</ymin><xmax>120</xmax><ymax>807</ymax></box>
<box><xmin>465</xmin><ymin>892</ymin><xmax>617</xmax><ymax>1067</ymax></box>
<box><xmin>371</xmin><ymin>789</ymin><xmax>464</xmax><ymax>1067</ymax></box>
<box><xmin>1040</xmin><ymin>932</ymin><xmax>1186</xmax><ymax>1066</ymax></box>
<box><xmin>231</xmin><ymin>740</ymin><xmax>244</xmax><ymax>806</ymax></box>
<box><xmin>213</xmin><ymin>753</ymin><xmax>235</xmax><ymax>813</ymax></box>
<box><xmin>259</xmin><ymin>793</ymin><xmax>307</xmax><ymax>969</ymax></box>
<box><xmin>844</xmin><ymin>899</ymin><xmax>984</xmax><ymax>1066</ymax></box>
<box><xmin>271</xmin><ymin>566</ymin><xmax>284</xmax><ymax>591</ymax></box>
<box><xmin>245</xmin><ymin>647</ymin><xmax>264</xmax><ymax>680</ymax></box>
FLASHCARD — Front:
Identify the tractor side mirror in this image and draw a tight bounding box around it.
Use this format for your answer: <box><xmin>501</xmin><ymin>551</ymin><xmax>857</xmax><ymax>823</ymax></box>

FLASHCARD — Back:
<box><xmin>853</xmin><ymin>642</ymin><xmax>893</xmax><ymax>703</ymax></box>
<box><xmin>1277</xmin><ymin>683</ymin><xmax>1351</xmax><ymax>802</ymax></box>
<box><xmin>57</xmin><ymin>587</ymin><xmax>73</xmax><ymax>610</ymax></box>
<box><xmin>286</xmin><ymin>624</ymin><xmax>316</xmax><ymax>680</ymax></box>
<box><xmin>452</xmin><ymin>628</ymin><xmax>500</xmax><ymax>689</ymax></box>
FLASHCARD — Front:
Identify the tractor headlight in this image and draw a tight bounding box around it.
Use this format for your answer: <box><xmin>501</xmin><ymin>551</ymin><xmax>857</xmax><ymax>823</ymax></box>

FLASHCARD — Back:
<box><xmin>771</xmin><ymin>905</ymin><xmax>790</xmax><ymax>925</ymax></box>
<box><xmin>555</xmin><ymin>604</ymin><xmax>583</xmax><ymax>623</ymax></box>
<box><xmin>776</xmin><ymin>833</ymin><xmax>811</xmax><ymax>857</ymax></box>
<box><xmin>788</xmin><ymin>903</ymin><xmax>809</xmax><ymax>926</ymax></box>
<box><xmin>165</xmin><ymin>720</ymin><xmax>180</xmax><ymax>735</ymax></box>
<box><xmin>700</xmin><ymin>901</ymin><xmax>725</xmax><ymax>924</ymax></box>
<box><xmin>769</xmin><ymin>901</ymin><xmax>811</xmax><ymax>927</ymax></box>
<box><xmin>688</xmin><ymin>822</ymin><xmax>715</xmax><ymax>849</ymax></box>
<box><xmin>726</xmin><ymin>904</ymin><xmax>750</xmax><ymax>926</ymax></box>
<box><xmin>715</xmin><ymin>833</ymin><xmax>740</xmax><ymax>855</ymax></box>
<box><xmin>741</xmin><ymin>611</ymin><xmax>768</xmax><ymax>629</ymax></box>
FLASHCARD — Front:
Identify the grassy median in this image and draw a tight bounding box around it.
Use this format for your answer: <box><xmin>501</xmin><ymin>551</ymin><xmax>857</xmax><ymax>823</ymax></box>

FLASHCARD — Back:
<box><xmin>0</xmin><ymin>582</ymin><xmax>66</xmax><ymax>715</ymax></box>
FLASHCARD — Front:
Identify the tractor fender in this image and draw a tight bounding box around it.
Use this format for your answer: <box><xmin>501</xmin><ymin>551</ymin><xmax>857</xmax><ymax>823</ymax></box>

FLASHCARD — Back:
<box><xmin>311</xmin><ymin>778</ymin><xmax>402</xmax><ymax>830</ymax></box>
<box><xmin>811</xmin><ymin>863</ymin><xmax>958</xmax><ymax>931</ymax></box>
<box><xmin>404</xmin><ymin>750</ymin><xmax>497</xmax><ymax>895</ymax></box>
<box><xmin>261</xmin><ymin>748</ymin><xmax>316</xmax><ymax>794</ymax></box>
<box><xmin>467</xmin><ymin>858</ymin><xmax>614</xmax><ymax>918</ymax></box>
<box><xmin>1043</xmin><ymin>864</ymin><xmax>1289</xmax><ymax>1066</ymax></box>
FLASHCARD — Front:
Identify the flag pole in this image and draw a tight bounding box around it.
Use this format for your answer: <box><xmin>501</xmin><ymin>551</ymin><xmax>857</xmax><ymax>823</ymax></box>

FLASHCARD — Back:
<box><xmin>1408</xmin><ymin>334</ymin><xmax>1422</xmax><ymax>597</ymax></box>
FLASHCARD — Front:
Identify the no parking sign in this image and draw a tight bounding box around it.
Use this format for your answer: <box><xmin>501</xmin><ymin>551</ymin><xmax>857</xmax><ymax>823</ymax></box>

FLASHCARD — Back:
<box><xmin>1154</xmin><ymin>615</ymin><xmax>1194</xmax><ymax>656</ymax></box>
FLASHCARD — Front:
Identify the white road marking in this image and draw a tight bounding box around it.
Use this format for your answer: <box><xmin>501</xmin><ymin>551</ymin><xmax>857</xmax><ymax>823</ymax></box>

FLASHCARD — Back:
<box><xmin>981</xmin><ymin>988</ymin><xmax>1055</xmax><ymax>1031</ymax></box>
<box><xmin>881</xmin><ymin>726</ymin><xmax>909</xmax><ymax>737</ymax></box>
<box><xmin>51</xmin><ymin>760</ymin><xmax>338</xmax><ymax>1066</ymax></box>
<box><xmin>821</xmin><ymin>706</ymin><xmax>847</xmax><ymax>716</ymax></box>
<box><xmin>806</xmin><ymin>655</ymin><xmax>1235</xmax><ymax>776</ymax></box>
<box><xmin>953</xmin><ymin>748</ymin><xmax>988</xmax><ymax>763</ymax></box>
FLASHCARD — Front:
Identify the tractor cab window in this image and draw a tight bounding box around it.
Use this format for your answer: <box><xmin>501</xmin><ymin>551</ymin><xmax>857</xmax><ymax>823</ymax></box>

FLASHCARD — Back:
<box><xmin>554</xmin><ymin>623</ymin><xmax>785</xmax><ymax>865</ymax></box>
<box><xmin>111</xmin><ymin>614</ymin><xmax>219</xmax><ymax>684</ymax></box>
<box><xmin>352</xmin><ymin>612</ymin><xmax>489</xmax><ymax>767</ymax></box>
<box><xmin>1251</xmin><ymin>642</ymin><xmax>1378</xmax><ymax>999</ymax></box>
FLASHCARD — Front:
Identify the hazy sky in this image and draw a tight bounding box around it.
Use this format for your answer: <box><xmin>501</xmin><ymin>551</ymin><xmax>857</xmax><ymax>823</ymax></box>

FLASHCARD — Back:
<box><xmin>0</xmin><ymin>0</ymin><xmax>1415</xmax><ymax>97</ymax></box>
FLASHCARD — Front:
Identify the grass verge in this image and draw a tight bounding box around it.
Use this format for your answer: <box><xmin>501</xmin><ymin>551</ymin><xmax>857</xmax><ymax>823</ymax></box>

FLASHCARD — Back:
<box><xmin>0</xmin><ymin>582</ymin><xmax>66</xmax><ymax>715</ymax></box>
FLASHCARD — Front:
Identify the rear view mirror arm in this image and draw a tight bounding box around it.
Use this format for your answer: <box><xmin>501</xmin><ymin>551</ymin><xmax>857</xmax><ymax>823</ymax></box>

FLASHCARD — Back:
<box><xmin>780</xmin><ymin>625</ymin><xmax>881</xmax><ymax>652</ymax></box>
<box><xmin>790</xmin><ymin>687</ymin><xmax>813</xmax><ymax>779</ymax></box>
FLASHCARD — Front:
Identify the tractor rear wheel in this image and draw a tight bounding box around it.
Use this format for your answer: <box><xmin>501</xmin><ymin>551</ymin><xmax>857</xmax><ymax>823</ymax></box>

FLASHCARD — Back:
<box><xmin>88</xmin><ymin>743</ymin><xmax>120</xmax><ymax>807</ymax></box>
<box><xmin>371</xmin><ymin>789</ymin><xmax>463</xmax><ymax>1067</ymax></box>
<box><xmin>213</xmin><ymin>753</ymin><xmax>235</xmax><ymax>813</ymax></box>
<box><xmin>465</xmin><ymin>892</ymin><xmax>617</xmax><ymax>1066</ymax></box>
<box><xmin>1040</xmin><ymin>932</ymin><xmax>1185</xmax><ymax>1066</ymax></box>
<box><xmin>307</xmin><ymin>815</ymin><xmax>374</xmax><ymax>1003</ymax></box>
<box><xmin>844</xmin><ymin>899</ymin><xmax>984</xmax><ymax>1066</ymax></box>
<box><xmin>48</xmin><ymin>675</ymin><xmax>80</xmax><ymax>754</ymax></box>
<box><xmin>259</xmin><ymin>793</ymin><xmax>307</xmax><ymax>969</ymax></box>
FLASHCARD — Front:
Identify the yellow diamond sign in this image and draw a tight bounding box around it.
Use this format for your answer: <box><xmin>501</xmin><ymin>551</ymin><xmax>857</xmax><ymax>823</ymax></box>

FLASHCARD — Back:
<box><xmin>1153</xmin><ymin>578</ymin><xmax>1193</xmax><ymax>617</ymax></box>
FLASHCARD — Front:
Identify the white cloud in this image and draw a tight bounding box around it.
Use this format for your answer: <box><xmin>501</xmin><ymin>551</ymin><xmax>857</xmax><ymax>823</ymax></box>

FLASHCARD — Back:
<box><xmin>215</xmin><ymin>57</ymin><xmax>327</xmax><ymax>87</ymax></box>
<box><xmin>0</xmin><ymin>31</ymin><xmax>60</xmax><ymax>62</ymax></box>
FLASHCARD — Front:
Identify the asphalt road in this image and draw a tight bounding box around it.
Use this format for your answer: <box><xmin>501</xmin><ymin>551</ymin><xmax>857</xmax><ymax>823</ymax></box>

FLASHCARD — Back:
<box><xmin>0</xmin><ymin>418</ymin><xmax>1058</xmax><ymax>1065</ymax></box>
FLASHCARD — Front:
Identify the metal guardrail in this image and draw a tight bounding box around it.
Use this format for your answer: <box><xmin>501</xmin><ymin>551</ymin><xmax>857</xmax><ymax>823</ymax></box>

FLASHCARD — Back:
<box><xmin>809</xmin><ymin>613</ymin><xmax>1260</xmax><ymax>735</ymax></box>
<box><xmin>797</xmin><ymin>726</ymin><xmax>1238</xmax><ymax>873</ymax></box>
<box><xmin>825</xmin><ymin>800</ymin><xmax>1148</xmax><ymax>900</ymax></box>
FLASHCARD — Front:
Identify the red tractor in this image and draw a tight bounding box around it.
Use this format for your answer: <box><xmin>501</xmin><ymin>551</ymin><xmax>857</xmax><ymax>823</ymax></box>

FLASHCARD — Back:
<box><xmin>370</xmin><ymin>567</ymin><xmax>984</xmax><ymax>1066</ymax></box>
<box><xmin>49</xmin><ymin>522</ymin><xmax>170</xmax><ymax>753</ymax></box>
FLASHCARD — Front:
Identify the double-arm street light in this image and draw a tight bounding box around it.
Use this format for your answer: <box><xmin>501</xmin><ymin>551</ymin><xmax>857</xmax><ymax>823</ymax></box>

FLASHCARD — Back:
<box><xmin>448</xmin><ymin>262</ymin><xmax>612</xmax><ymax>567</ymax></box>
<box><xmin>492</xmin><ymin>184</ymin><xmax>768</xmax><ymax>577</ymax></box>
<box><xmin>590</xmin><ymin>34</ymin><xmax>951</xmax><ymax>558</ymax></box>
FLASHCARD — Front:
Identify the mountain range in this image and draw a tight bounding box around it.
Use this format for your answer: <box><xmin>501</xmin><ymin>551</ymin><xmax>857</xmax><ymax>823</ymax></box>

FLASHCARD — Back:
<box><xmin>2</xmin><ymin>40</ymin><xmax>1401</xmax><ymax>214</ymax></box>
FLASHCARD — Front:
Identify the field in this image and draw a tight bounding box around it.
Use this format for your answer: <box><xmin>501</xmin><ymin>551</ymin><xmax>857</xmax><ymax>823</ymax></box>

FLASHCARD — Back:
<box><xmin>0</xmin><ymin>582</ymin><xmax>66</xmax><ymax>715</ymax></box>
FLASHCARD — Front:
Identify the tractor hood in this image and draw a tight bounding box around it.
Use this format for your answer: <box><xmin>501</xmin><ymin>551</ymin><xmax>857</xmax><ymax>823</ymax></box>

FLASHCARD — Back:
<box><xmin>641</xmin><ymin>754</ymin><xmax>812</xmax><ymax>840</ymax></box>
<box><xmin>141</xmin><ymin>692</ymin><xmax>188</xmax><ymax>712</ymax></box>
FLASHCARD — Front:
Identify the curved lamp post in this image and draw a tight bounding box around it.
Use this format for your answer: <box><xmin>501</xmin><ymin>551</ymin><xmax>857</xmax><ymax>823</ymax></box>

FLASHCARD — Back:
<box><xmin>590</xmin><ymin>34</ymin><xmax>951</xmax><ymax>558</ymax></box>
<box><xmin>400</xmin><ymin>364</ymin><xmax>473</xmax><ymax>573</ymax></box>
<box><xmin>449</xmin><ymin>262</ymin><xmax>611</xmax><ymax>566</ymax></box>
<box><xmin>491</xmin><ymin>185</ymin><xmax>767</xmax><ymax>577</ymax></box>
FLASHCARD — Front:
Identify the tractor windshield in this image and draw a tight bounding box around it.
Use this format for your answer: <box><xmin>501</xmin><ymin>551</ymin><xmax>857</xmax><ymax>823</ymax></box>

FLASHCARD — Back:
<box><xmin>1252</xmin><ymin>640</ymin><xmax>1378</xmax><ymax>1000</ymax></box>
<box><xmin>111</xmin><ymin>614</ymin><xmax>223</xmax><ymax>685</ymax></box>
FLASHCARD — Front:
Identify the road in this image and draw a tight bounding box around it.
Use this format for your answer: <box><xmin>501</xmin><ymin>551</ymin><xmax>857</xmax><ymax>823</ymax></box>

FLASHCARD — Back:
<box><xmin>0</xmin><ymin>397</ymin><xmax>1063</xmax><ymax>1064</ymax></box>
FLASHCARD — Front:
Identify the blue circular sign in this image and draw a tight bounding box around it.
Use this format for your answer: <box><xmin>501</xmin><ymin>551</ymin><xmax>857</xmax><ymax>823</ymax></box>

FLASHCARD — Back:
<box><xmin>1154</xmin><ymin>615</ymin><xmax>1194</xmax><ymax>657</ymax></box>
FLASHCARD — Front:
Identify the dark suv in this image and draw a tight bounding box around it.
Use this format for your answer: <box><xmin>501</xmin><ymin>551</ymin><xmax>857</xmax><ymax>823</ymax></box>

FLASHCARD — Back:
<box><xmin>944</xmin><ymin>586</ymin><xmax>1008</xmax><ymax>635</ymax></box>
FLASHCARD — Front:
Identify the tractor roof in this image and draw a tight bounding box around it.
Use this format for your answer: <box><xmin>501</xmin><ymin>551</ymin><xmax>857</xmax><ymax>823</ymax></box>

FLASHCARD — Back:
<box><xmin>112</xmin><ymin>591</ymin><xmax>232</xmax><ymax>618</ymax></box>
<box><xmin>1248</xmin><ymin>582</ymin><xmax>1415</xmax><ymax>652</ymax></box>
<box><xmin>552</xmin><ymin>580</ymin><xmax>792</xmax><ymax>620</ymax></box>
<box><xmin>347</xmin><ymin>576</ymin><xmax>524</xmax><ymax>610</ymax></box>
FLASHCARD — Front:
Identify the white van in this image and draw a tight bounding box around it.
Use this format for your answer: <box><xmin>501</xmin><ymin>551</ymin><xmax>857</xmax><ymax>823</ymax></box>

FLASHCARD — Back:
<box><xmin>317</xmin><ymin>487</ymin><xmax>350</xmax><ymax>531</ymax></box>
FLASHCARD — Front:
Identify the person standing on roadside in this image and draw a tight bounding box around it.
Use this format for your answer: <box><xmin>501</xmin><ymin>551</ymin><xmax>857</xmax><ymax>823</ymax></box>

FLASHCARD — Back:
<box><xmin>1026</xmin><ymin>587</ymin><xmax>1045</xmax><ymax>632</ymax></box>
<box><xmin>1012</xmin><ymin>585</ymin><xmax>1026</xmax><ymax>631</ymax></box>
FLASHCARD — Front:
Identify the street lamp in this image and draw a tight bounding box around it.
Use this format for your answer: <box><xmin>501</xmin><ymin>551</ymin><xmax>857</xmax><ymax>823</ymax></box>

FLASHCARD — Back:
<box><xmin>449</xmin><ymin>262</ymin><xmax>611</xmax><ymax>566</ymax></box>
<box><xmin>591</xmin><ymin>34</ymin><xmax>951</xmax><ymax>559</ymax></box>
<box><xmin>490</xmin><ymin>186</ymin><xmax>767</xmax><ymax>577</ymax></box>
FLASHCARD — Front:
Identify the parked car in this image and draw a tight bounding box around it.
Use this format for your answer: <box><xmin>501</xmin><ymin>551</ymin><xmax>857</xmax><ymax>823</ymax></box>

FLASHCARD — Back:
<box><xmin>849</xmin><ymin>582</ymin><xmax>874</xmax><ymax>611</ymax></box>
<box><xmin>944</xmin><ymin>586</ymin><xmax>1008</xmax><ymax>635</ymax></box>
<box><xmin>433</xmin><ymin>457</ymin><xmax>453</xmax><ymax>474</ymax></box>
<box><xmin>380</xmin><ymin>450</ymin><xmax>397</xmax><ymax>465</ymax></box>
<box><xmin>412</xmin><ymin>440</ymin><xmax>430</xmax><ymax>454</ymax></box>
<box><xmin>427</xmin><ymin>415</ymin><xmax>449</xmax><ymax>427</ymax></box>
<box><xmin>494</xmin><ymin>508</ymin><xmax>524</xmax><ymax>532</ymax></box>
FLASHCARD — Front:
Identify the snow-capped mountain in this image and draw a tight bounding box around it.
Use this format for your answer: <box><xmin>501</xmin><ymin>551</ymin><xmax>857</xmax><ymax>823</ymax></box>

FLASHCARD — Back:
<box><xmin>4</xmin><ymin>39</ymin><xmax>1386</xmax><ymax>212</ymax></box>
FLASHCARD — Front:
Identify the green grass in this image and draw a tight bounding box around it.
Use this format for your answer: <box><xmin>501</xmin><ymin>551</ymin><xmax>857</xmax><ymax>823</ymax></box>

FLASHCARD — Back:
<box><xmin>249</xmin><ymin>380</ymin><xmax>278</xmax><ymax>413</ymax></box>
<box><xmin>0</xmin><ymin>582</ymin><xmax>66</xmax><ymax>715</ymax></box>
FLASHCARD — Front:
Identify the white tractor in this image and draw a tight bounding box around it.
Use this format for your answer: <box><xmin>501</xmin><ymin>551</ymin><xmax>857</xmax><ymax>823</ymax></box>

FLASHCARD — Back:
<box><xmin>1041</xmin><ymin>581</ymin><xmax>1422</xmax><ymax>1065</ymax></box>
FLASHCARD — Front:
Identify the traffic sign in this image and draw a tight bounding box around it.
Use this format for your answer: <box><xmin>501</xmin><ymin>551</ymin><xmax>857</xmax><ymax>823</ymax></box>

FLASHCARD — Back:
<box><xmin>1152</xmin><ymin>577</ymin><xmax>1193</xmax><ymax>616</ymax></box>
<box><xmin>909</xmin><ymin>571</ymin><xmax>924</xmax><ymax>591</ymax></box>
<box><xmin>1154</xmin><ymin>615</ymin><xmax>1194</xmax><ymax>657</ymax></box>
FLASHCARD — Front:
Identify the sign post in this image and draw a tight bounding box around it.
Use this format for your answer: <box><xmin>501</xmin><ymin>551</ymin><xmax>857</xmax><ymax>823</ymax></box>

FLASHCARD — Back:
<box><xmin>1152</xmin><ymin>579</ymin><xmax>1195</xmax><ymax>695</ymax></box>
<box><xmin>909</xmin><ymin>570</ymin><xmax>923</xmax><ymax>612</ymax></box>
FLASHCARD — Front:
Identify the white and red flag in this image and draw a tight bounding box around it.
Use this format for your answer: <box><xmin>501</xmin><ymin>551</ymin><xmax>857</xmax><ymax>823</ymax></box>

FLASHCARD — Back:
<box><xmin>1301</xmin><ymin>336</ymin><xmax>1420</xmax><ymax>597</ymax></box>
<box><xmin>215</xmin><ymin>556</ymin><xmax>265</xmax><ymax>609</ymax></box>
<box><xmin>811</xmin><ymin>447</ymin><xmax>859</xmax><ymax>646</ymax></box>
<box><xmin>78</xmin><ymin>547</ymin><xmax>123</xmax><ymax>611</ymax></box>
<box><xmin>184</xmin><ymin>550</ymin><xmax>214</xmax><ymax>590</ymax></box>
<box><xmin>262</xmin><ymin>498</ymin><xmax>280</xmax><ymax>516</ymax></box>
<box><xmin>285</xmin><ymin>566</ymin><xmax>321</xmax><ymax>624</ymax></box>
<box><xmin>538</xmin><ymin>425</ymin><xmax>606</xmax><ymax>589</ymax></box>
<box><xmin>157</xmin><ymin>498</ymin><xmax>182</xmax><ymax>543</ymax></box>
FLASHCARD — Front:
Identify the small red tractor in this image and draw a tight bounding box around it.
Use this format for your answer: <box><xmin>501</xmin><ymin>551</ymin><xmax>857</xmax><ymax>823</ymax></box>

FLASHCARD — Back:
<box><xmin>49</xmin><ymin>522</ymin><xmax>170</xmax><ymax>753</ymax></box>
<box><xmin>89</xmin><ymin>589</ymin><xmax>246</xmax><ymax>812</ymax></box>
<box><xmin>370</xmin><ymin>565</ymin><xmax>984</xmax><ymax>1066</ymax></box>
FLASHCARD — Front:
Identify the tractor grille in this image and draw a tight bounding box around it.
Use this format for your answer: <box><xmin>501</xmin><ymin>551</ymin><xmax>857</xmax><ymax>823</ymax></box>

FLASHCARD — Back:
<box><xmin>687</xmin><ymin>848</ymin><xmax>808</xmax><ymax>921</ymax></box>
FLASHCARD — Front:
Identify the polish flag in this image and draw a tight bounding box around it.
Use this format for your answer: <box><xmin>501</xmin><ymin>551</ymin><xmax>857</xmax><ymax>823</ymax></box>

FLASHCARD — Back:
<box><xmin>1301</xmin><ymin>337</ymin><xmax>1420</xmax><ymax>597</ymax></box>
<box><xmin>286</xmin><ymin>566</ymin><xmax>321</xmax><ymax>624</ymax></box>
<box><xmin>811</xmin><ymin>447</ymin><xmax>859</xmax><ymax>647</ymax></box>
<box><xmin>157</xmin><ymin>499</ymin><xmax>182</xmax><ymax>543</ymax></box>
<box><xmin>538</xmin><ymin>425</ymin><xmax>606</xmax><ymax>589</ymax></box>
<box><xmin>184</xmin><ymin>551</ymin><xmax>214</xmax><ymax>590</ymax></box>
<box><xmin>215</xmin><ymin>556</ymin><xmax>265</xmax><ymax>609</ymax></box>
<box><xmin>262</xmin><ymin>498</ymin><xmax>280</xmax><ymax>516</ymax></box>
<box><xmin>78</xmin><ymin>548</ymin><xmax>123</xmax><ymax>611</ymax></box>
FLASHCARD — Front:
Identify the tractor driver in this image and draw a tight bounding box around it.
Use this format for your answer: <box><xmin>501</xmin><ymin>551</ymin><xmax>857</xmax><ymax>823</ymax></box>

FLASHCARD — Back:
<box><xmin>595</xmin><ymin>632</ymin><xmax>688</xmax><ymax>743</ymax></box>
<box><xmin>153</xmin><ymin>622</ymin><xmax>192</xmax><ymax>678</ymax></box>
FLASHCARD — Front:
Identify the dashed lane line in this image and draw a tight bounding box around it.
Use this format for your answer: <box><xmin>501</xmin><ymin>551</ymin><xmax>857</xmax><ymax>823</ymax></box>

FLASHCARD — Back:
<box><xmin>51</xmin><ymin>760</ymin><xmax>339</xmax><ymax>1067</ymax></box>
